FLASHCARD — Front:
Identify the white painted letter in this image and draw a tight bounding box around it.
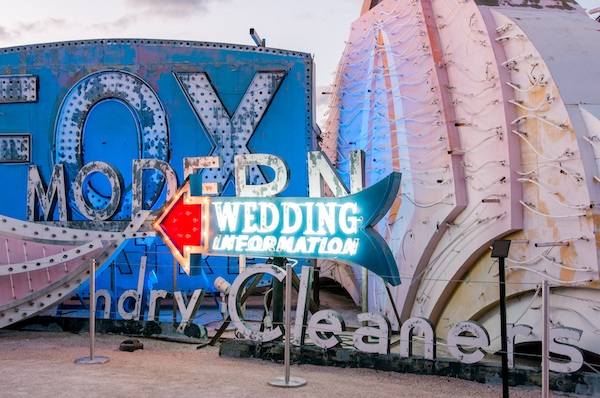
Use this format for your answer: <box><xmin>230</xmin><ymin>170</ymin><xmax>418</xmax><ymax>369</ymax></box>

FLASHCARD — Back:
<box><xmin>507</xmin><ymin>324</ymin><xmax>532</xmax><ymax>368</ymax></box>
<box><xmin>550</xmin><ymin>327</ymin><xmax>584</xmax><ymax>373</ymax></box>
<box><xmin>353</xmin><ymin>313</ymin><xmax>391</xmax><ymax>354</ymax></box>
<box><xmin>399</xmin><ymin>317</ymin><xmax>436</xmax><ymax>360</ymax></box>
<box><xmin>174</xmin><ymin>289</ymin><xmax>205</xmax><ymax>333</ymax></box>
<box><xmin>447</xmin><ymin>321</ymin><xmax>489</xmax><ymax>364</ymax></box>
<box><xmin>235</xmin><ymin>154</ymin><xmax>289</xmax><ymax>197</ymax></box>
<box><xmin>213</xmin><ymin>202</ymin><xmax>241</xmax><ymax>232</ymax></box>
<box><xmin>27</xmin><ymin>165</ymin><xmax>69</xmax><ymax>221</ymax></box>
<box><xmin>228</xmin><ymin>264</ymin><xmax>285</xmax><ymax>342</ymax></box>
<box><xmin>307</xmin><ymin>310</ymin><xmax>345</xmax><ymax>349</ymax></box>
<box><xmin>117</xmin><ymin>257</ymin><xmax>146</xmax><ymax>320</ymax></box>
<box><xmin>132</xmin><ymin>158</ymin><xmax>178</xmax><ymax>217</ymax></box>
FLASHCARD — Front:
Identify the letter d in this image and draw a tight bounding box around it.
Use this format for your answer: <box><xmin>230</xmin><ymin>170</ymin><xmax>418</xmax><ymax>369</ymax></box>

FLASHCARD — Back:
<box><xmin>117</xmin><ymin>257</ymin><xmax>147</xmax><ymax>320</ymax></box>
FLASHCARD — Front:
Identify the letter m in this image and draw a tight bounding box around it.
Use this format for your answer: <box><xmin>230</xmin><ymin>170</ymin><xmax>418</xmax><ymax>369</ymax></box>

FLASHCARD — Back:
<box><xmin>27</xmin><ymin>165</ymin><xmax>68</xmax><ymax>221</ymax></box>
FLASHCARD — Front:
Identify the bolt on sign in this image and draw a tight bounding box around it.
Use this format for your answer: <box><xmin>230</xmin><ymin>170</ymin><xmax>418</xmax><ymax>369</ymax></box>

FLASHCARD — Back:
<box><xmin>154</xmin><ymin>152</ymin><xmax>402</xmax><ymax>286</ymax></box>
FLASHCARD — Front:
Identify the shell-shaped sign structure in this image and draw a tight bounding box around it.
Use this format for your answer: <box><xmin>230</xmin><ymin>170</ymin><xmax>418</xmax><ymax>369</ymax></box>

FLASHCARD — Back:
<box><xmin>323</xmin><ymin>0</ymin><xmax>600</xmax><ymax>360</ymax></box>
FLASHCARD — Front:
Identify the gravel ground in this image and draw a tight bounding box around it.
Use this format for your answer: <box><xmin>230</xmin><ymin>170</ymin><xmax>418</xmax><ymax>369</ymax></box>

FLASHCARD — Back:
<box><xmin>0</xmin><ymin>329</ymin><xmax>573</xmax><ymax>398</ymax></box>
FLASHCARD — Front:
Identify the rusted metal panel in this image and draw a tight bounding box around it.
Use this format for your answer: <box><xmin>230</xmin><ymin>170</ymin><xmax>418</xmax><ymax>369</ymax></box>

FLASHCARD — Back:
<box><xmin>0</xmin><ymin>75</ymin><xmax>37</xmax><ymax>103</ymax></box>
<box><xmin>0</xmin><ymin>134</ymin><xmax>30</xmax><ymax>162</ymax></box>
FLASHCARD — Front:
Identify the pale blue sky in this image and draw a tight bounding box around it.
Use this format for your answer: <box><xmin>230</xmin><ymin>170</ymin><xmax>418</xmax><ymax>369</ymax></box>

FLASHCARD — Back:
<box><xmin>1</xmin><ymin>0</ymin><xmax>597</xmax><ymax>123</ymax></box>
<box><xmin>0</xmin><ymin>0</ymin><xmax>364</xmax><ymax>117</ymax></box>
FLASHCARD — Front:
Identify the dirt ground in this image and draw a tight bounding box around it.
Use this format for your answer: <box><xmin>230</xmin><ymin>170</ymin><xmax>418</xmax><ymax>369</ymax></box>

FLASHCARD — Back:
<box><xmin>0</xmin><ymin>329</ymin><xmax>572</xmax><ymax>398</ymax></box>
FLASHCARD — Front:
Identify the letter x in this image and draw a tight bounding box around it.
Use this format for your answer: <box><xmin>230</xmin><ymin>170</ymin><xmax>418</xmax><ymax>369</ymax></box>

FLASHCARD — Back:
<box><xmin>175</xmin><ymin>71</ymin><xmax>285</xmax><ymax>190</ymax></box>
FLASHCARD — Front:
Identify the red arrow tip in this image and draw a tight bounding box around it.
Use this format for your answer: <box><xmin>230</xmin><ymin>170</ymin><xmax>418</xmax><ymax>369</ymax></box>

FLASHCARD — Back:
<box><xmin>158</xmin><ymin>195</ymin><xmax>201</xmax><ymax>255</ymax></box>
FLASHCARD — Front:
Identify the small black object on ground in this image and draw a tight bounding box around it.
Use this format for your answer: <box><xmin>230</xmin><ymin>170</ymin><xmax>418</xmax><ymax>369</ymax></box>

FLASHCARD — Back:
<box><xmin>119</xmin><ymin>338</ymin><xmax>144</xmax><ymax>352</ymax></box>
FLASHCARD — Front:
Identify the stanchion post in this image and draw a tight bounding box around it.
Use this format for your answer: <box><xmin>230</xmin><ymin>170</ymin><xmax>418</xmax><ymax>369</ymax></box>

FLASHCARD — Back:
<box><xmin>542</xmin><ymin>280</ymin><xmax>550</xmax><ymax>398</ymax></box>
<box><xmin>491</xmin><ymin>240</ymin><xmax>511</xmax><ymax>398</ymax></box>
<box><xmin>75</xmin><ymin>258</ymin><xmax>109</xmax><ymax>364</ymax></box>
<box><xmin>240</xmin><ymin>255</ymin><xmax>246</xmax><ymax>318</ymax></box>
<box><xmin>361</xmin><ymin>268</ymin><xmax>368</xmax><ymax>326</ymax></box>
<box><xmin>172</xmin><ymin>257</ymin><xmax>177</xmax><ymax>324</ymax></box>
<box><xmin>90</xmin><ymin>257</ymin><xmax>96</xmax><ymax>360</ymax></box>
<box><xmin>269</xmin><ymin>259</ymin><xmax>306</xmax><ymax>388</ymax></box>
<box><xmin>272</xmin><ymin>257</ymin><xmax>284</xmax><ymax>333</ymax></box>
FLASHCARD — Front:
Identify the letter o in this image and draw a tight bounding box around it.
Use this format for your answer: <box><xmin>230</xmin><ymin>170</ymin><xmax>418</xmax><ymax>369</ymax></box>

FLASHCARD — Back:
<box><xmin>55</xmin><ymin>70</ymin><xmax>169</xmax><ymax>220</ymax></box>
<box><xmin>73</xmin><ymin>161</ymin><xmax>123</xmax><ymax>221</ymax></box>
<box><xmin>247</xmin><ymin>236</ymin><xmax>263</xmax><ymax>251</ymax></box>
<box><xmin>327</xmin><ymin>237</ymin><xmax>344</xmax><ymax>254</ymax></box>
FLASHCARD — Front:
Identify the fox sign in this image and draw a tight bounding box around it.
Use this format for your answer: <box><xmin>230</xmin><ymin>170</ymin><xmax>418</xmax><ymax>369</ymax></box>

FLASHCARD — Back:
<box><xmin>153</xmin><ymin>152</ymin><xmax>402</xmax><ymax>286</ymax></box>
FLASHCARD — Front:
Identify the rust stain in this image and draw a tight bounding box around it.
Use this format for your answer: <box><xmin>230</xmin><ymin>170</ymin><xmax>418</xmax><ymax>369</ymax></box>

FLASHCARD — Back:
<box><xmin>536</xmin><ymin>199</ymin><xmax>551</xmax><ymax>226</ymax></box>
<box><xmin>558</xmin><ymin>245</ymin><xmax>577</xmax><ymax>283</ymax></box>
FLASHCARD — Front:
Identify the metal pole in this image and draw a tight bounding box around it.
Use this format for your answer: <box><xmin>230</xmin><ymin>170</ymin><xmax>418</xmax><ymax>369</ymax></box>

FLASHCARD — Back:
<box><xmin>498</xmin><ymin>256</ymin><xmax>509</xmax><ymax>398</ymax></box>
<box><xmin>361</xmin><ymin>268</ymin><xmax>368</xmax><ymax>326</ymax></box>
<box><xmin>240</xmin><ymin>255</ymin><xmax>246</xmax><ymax>318</ymax></box>
<box><xmin>75</xmin><ymin>259</ymin><xmax>109</xmax><ymax>364</ymax></box>
<box><xmin>173</xmin><ymin>257</ymin><xmax>177</xmax><ymax>324</ymax></box>
<box><xmin>90</xmin><ymin>258</ymin><xmax>96</xmax><ymax>360</ymax></box>
<box><xmin>542</xmin><ymin>280</ymin><xmax>550</xmax><ymax>398</ymax></box>
<box><xmin>272</xmin><ymin>257</ymin><xmax>284</xmax><ymax>332</ymax></box>
<box><xmin>284</xmin><ymin>261</ymin><xmax>291</xmax><ymax>383</ymax></box>
<box><xmin>269</xmin><ymin>260</ymin><xmax>306</xmax><ymax>388</ymax></box>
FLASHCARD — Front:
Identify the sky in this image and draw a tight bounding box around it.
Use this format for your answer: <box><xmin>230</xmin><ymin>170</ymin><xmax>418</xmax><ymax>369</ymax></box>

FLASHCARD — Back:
<box><xmin>0</xmin><ymin>0</ymin><xmax>598</xmax><ymax>124</ymax></box>
<box><xmin>0</xmin><ymin>0</ymin><xmax>364</xmax><ymax>123</ymax></box>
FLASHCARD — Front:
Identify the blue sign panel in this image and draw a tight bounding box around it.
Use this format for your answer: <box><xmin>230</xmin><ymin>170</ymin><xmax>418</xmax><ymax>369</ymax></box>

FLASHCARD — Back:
<box><xmin>0</xmin><ymin>39</ymin><xmax>315</xmax><ymax>306</ymax></box>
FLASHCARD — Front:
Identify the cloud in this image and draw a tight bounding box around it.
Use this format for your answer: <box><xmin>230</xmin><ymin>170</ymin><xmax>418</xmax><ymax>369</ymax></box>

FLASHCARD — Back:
<box><xmin>0</xmin><ymin>26</ymin><xmax>12</xmax><ymax>42</ymax></box>
<box><xmin>0</xmin><ymin>18</ymin><xmax>68</xmax><ymax>45</ymax></box>
<box><xmin>124</xmin><ymin>0</ymin><xmax>224</xmax><ymax>18</ymax></box>
<box><xmin>86</xmin><ymin>0</ymin><xmax>233</xmax><ymax>39</ymax></box>
<box><xmin>19</xmin><ymin>18</ymin><xmax>67</xmax><ymax>33</ymax></box>
<box><xmin>90</xmin><ymin>14</ymin><xmax>140</xmax><ymax>34</ymax></box>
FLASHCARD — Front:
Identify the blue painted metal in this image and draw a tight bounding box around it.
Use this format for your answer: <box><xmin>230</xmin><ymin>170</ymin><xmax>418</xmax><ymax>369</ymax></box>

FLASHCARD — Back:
<box><xmin>0</xmin><ymin>39</ymin><xmax>316</xmax><ymax>317</ymax></box>
<box><xmin>0</xmin><ymin>134</ymin><xmax>30</xmax><ymax>162</ymax></box>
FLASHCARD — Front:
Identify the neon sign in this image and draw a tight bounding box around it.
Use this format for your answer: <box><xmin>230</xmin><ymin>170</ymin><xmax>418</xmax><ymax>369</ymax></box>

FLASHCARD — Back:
<box><xmin>0</xmin><ymin>39</ymin><xmax>316</xmax><ymax>329</ymax></box>
<box><xmin>154</xmin><ymin>152</ymin><xmax>402</xmax><ymax>285</ymax></box>
<box><xmin>226</xmin><ymin>264</ymin><xmax>585</xmax><ymax>374</ymax></box>
<box><xmin>2</xmin><ymin>40</ymin><xmax>314</xmax><ymax>224</ymax></box>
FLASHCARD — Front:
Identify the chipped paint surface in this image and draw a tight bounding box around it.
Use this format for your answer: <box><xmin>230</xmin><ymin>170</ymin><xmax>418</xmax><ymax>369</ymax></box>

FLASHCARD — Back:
<box><xmin>325</xmin><ymin>0</ymin><xmax>600</xmax><ymax>356</ymax></box>
<box><xmin>0</xmin><ymin>134</ymin><xmax>29</xmax><ymax>162</ymax></box>
<box><xmin>0</xmin><ymin>211</ymin><xmax>151</xmax><ymax>328</ymax></box>
<box><xmin>0</xmin><ymin>75</ymin><xmax>37</xmax><ymax>103</ymax></box>
<box><xmin>175</xmin><ymin>71</ymin><xmax>286</xmax><ymax>191</ymax></box>
<box><xmin>56</xmin><ymin>70</ymin><xmax>168</xmax><ymax>220</ymax></box>
<box><xmin>474</xmin><ymin>0</ymin><xmax>582</xmax><ymax>10</ymax></box>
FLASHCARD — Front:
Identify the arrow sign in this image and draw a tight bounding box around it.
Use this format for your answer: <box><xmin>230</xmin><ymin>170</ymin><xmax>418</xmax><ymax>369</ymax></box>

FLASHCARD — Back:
<box><xmin>154</xmin><ymin>172</ymin><xmax>402</xmax><ymax>285</ymax></box>
<box><xmin>157</xmin><ymin>194</ymin><xmax>202</xmax><ymax>255</ymax></box>
<box><xmin>152</xmin><ymin>188</ymin><xmax>207</xmax><ymax>274</ymax></box>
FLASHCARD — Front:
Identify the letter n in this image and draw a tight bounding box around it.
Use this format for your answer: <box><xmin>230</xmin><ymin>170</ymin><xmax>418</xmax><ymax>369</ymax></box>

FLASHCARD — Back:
<box><xmin>27</xmin><ymin>165</ymin><xmax>69</xmax><ymax>221</ymax></box>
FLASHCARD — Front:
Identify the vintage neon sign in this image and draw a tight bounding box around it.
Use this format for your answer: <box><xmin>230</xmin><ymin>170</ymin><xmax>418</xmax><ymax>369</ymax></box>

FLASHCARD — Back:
<box><xmin>0</xmin><ymin>40</ymin><xmax>316</xmax><ymax>329</ymax></box>
<box><xmin>21</xmin><ymin>65</ymin><xmax>298</xmax><ymax>223</ymax></box>
<box><xmin>227</xmin><ymin>264</ymin><xmax>585</xmax><ymax>374</ymax></box>
<box><xmin>153</xmin><ymin>152</ymin><xmax>402</xmax><ymax>285</ymax></box>
<box><xmin>95</xmin><ymin>257</ymin><xmax>206</xmax><ymax>333</ymax></box>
